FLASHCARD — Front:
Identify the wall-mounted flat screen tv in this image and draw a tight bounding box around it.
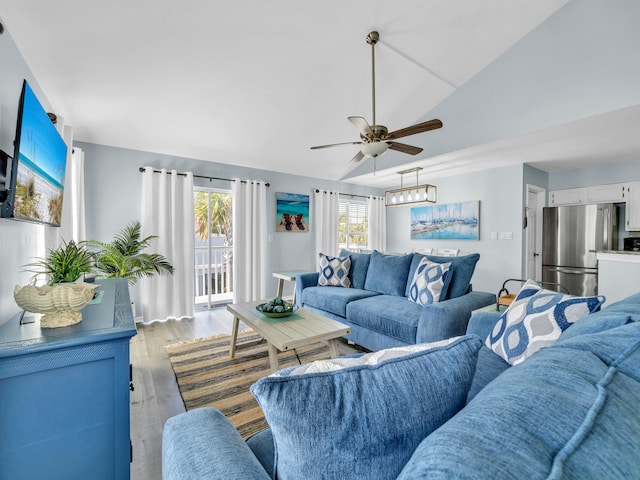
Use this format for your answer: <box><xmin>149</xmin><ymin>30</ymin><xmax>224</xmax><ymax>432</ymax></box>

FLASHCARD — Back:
<box><xmin>0</xmin><ymin>80</ymin><xmax>68</xmax><ymax>226</ymax></box>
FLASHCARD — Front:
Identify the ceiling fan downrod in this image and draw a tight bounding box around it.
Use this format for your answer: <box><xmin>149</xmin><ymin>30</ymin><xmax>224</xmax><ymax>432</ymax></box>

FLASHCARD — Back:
<box><xmin>366</xmin><ymin>31</ymin><xmax>379</xmax><ymax>131</ymax></box>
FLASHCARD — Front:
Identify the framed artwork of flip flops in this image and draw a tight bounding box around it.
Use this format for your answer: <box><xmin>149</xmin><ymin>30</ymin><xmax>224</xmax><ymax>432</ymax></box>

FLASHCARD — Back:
<box><xmin>276</xmin><ymin>192</ymin><xmax>309</xmax><ymax>233</ymax></box>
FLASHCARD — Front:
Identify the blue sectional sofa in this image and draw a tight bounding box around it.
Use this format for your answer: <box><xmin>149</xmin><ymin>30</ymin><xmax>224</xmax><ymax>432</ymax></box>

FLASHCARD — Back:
<box><xmin>295</xmin><ymin>250</ymin><xmax>496</xmax><ymax>351</ymax></box>
<box><xmin>162</xmin><ymin>292</ymin><xmax>640</xmax><ymax>479</ymax></box>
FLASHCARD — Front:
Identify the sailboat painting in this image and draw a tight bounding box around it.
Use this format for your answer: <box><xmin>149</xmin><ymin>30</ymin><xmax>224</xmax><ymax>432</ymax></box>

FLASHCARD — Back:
<box><xmin>411</xmin><ymin>201</ymin><xmax>479</xmax><ymax>240</ymax></box>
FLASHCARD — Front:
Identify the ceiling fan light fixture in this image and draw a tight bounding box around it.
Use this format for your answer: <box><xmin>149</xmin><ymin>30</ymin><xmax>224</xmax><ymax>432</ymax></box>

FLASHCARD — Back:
<box><xmin>360</xmin><ymin>141</ymin><xmax>389</xmax><ymax>158</ymax></box>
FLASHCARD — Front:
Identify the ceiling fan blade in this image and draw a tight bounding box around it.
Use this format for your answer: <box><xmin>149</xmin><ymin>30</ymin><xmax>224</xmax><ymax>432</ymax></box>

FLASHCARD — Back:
<box><xmin>385</xmin><ymin>119</ymin><xmax>443</xmax><ymax>140</ymax></box>
<box><xmin>350</xmin><ymin>151</ymin><xmax>365</xmax><ymax>163</ymax></box>
<box><xmin>387</xmin><ymin>141</ymin><xmax>423</xmax><ymax>155</ymax></box>
<box><xmin>310</xmin><ymin>141</ymin><xmax>362</xmax><ymax>150</ymax></box>
<box><xmin>348</xmin><ymin>116</ymin><xmax>373</xmax><ymax>139</ymax></box>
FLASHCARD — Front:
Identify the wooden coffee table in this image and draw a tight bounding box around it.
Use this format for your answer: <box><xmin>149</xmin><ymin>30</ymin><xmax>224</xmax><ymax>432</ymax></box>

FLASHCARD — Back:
<box><xmin>227</xmin><ymin>300</ymin><xmax>351</xmax><ymax>372</ymax></box>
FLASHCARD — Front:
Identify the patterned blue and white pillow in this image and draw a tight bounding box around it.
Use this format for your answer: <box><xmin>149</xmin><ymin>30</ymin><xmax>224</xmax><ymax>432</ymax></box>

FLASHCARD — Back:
<box><xmin>486</xmin><ymin>279</ymin><xmax>605</xmax><ymax>365</ymax></box>
<box><xmin>408</xmin><ymin>258</ymin><xmax>451</xmax><ymax>306</ymax></box>
<box><xmin>318</xmin><ymin>254</ymin><xmax>352</xmax><ymax>288</ymax></box>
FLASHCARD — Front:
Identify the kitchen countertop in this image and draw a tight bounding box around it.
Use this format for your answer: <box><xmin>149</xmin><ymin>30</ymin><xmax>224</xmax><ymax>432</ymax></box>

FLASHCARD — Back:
<box><xmin>597</xmin><ymin>251</ymin><xmax>640</xmax><ymax>263</ymax></box>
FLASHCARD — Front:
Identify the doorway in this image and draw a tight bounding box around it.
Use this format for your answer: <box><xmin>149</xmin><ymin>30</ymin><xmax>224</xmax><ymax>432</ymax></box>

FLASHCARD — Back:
<box><xmin>525</xmin><ymin>185</ymin><xmax>546</xmax><ymax>280</ymax></box>
<box><xmin>193</xmin><ymin>188</ymin><xmax>233</xmax><ymax>309</ymax></box>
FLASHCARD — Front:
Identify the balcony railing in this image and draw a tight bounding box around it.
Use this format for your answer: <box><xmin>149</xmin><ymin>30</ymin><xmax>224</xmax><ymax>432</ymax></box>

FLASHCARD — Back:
<box><xmin>194</xmin><ymin>245</ymin><xmax>233</xmax><ymax>307</ymax></box>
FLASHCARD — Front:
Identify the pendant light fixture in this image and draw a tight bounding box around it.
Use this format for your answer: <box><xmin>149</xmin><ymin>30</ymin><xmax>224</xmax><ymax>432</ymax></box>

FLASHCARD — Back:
<box><xmin>384</xmin><ymin>167</ymin><xmax>437</xmax><ymax>207</ymax></box>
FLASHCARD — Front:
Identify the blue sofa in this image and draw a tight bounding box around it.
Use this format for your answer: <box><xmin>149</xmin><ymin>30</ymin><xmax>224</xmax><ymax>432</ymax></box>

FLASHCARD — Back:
<box><xmin>295</xmin><ymin>250</ymin><xmax>495</xmax><ymax>351</ymax></box>
<box><xmin>163</xmin><ymin>292</ymin><xmax>640</xmax><ymax>479</ymax></box>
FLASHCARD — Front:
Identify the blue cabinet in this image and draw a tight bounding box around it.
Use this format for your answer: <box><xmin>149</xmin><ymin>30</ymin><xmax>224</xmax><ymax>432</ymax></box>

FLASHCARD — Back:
<box><xmin>0</xmin><ymin>279</ymin><xmax>137</xmax><ymax>480</ymax></box>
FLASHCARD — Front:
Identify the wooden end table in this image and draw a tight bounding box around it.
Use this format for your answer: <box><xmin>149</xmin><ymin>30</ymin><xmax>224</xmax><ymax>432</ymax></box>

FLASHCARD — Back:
<box><xmin>272</xmin><ymin>270</ymin><xmax>311</xmax><ymax>302</ymax></box>
<box><xmin>227</xmin><ymin>300</ymin><xmax>350</xmax><ymax>372</ymax></box>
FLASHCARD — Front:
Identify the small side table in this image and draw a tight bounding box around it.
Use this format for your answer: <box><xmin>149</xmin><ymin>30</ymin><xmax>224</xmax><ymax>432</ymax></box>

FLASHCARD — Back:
<box><xmin>272</xmin><ymin>270</ymin><xmax>310</xmax><ymax>302</ymax></box>
<box><xmin>472</xmin><ymin>303</ymin><xmax>508</xmax><ymax>315</ymax></box>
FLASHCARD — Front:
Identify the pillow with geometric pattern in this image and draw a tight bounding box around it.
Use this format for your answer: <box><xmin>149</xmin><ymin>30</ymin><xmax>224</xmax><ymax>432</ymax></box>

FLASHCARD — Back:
<box><xmin>485</xmin><ymin>279</ymin><xmax>605</xmax><ymax>365</ymax></box>
<box><xmin>318</xmin><ymin>253</ymin><xmax>352</xmax><ymax>288</ymax></box>
<box><xmin>407</xmin><ymin>258</ymin><xmax>451</xmax><ymax>306</ymax></box>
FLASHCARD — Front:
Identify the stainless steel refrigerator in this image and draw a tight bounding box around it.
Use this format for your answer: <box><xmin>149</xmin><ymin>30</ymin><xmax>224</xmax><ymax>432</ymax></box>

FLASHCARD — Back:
<box><xmin>542</xmin><ymin>204</ymin><xmax>617</xmax><ymax>296</ymax></box>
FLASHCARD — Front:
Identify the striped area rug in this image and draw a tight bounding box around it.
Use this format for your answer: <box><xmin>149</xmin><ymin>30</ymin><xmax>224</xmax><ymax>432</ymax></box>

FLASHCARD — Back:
<box><xmin>165</xmin><ymin>331</ymin><xmax>343</xmax><ymax>439</ymax></box>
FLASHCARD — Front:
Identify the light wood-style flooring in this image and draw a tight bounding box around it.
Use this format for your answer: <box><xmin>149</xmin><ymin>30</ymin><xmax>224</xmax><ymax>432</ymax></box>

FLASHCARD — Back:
<box><xmin>129</xmin><ymin>307</ymin><xmax>242</xmax><ymax>480</ymax></box>
<box><xmin>129</xmin><ymin>306</ymin><xmax>359</xmax><ymax>479</ymax></box>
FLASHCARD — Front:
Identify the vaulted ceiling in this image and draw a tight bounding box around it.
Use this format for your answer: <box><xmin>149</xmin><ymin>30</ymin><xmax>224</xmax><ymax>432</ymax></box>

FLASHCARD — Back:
<box><xmin>1</xmin><ymin>1</ymin><xmax>638</xmax><ymax>189</ymax></box>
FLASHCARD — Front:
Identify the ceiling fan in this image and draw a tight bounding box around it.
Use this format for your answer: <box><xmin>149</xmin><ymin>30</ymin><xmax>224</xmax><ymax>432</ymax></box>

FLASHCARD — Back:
<box><xmin>311</xmin><ymin>31</ymin><xmax>443</xmax><ymax>164</ymax></box>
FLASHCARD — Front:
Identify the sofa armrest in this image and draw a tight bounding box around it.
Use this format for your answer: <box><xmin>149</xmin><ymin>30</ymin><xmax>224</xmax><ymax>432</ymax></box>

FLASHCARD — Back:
<box><xmin>162</xmin><ymin>408</ymin><xmax>271</xmax><ymax>480</ymax></box>
<box><xmin>416</xmin><ymin>291</ymin><xmax>496</xmax><ymax>343</ymax></box>
<box><xmin>295</xmin><ymin>272</ymin><xmax>319</xmax><ymax>307</ymax></box>
<box><xmin>467</xmin><ymin>311</ymin><xmax>502</xmax><ymax>341</ymax></box>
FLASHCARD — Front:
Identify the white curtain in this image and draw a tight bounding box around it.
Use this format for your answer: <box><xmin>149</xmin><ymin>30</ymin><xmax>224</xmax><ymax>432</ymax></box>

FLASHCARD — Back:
<box><xmin>232</xmin><ymin>179</ymin><xmax>268</xmax><ymax>302</ymax></box>
<box><xmin>59</xmin><ymin>147</ymin><xmax>86</xmax><ymax>242</ymax></box>
<box><xmin>367</xmin><ymin>195</ymin><xmax>386</xmax><ymax>252</ymax></box>
<box><xmin>314</xmin><ymin>189</ymin><xmax>339</xmax><ymax>262</ymax></box>
<box><xmin>141</xmin><ymin>167</ymin><xmax>195</xmax><ymax>321</ymax></box>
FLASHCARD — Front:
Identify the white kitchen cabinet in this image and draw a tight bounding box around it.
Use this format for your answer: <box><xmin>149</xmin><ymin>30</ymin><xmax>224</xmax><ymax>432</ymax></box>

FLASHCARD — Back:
<box><xmin>625</xmin><ymin>182</ymin><xmax>640</xmax><ymax>231</ymax></box>
<box><xmin>549</xmin><ymin>188</ymin><xmax>585</xmax><ymax>206</ymax></box>
<box><xmin>586</xmin><ymin>183</ymin><xmax>626</xmax><ymax>203</ymax></box>
<box><xmin>597</xmin><ymin>252</ymin><xmax>640</xmax><ymax>303</ymax></box>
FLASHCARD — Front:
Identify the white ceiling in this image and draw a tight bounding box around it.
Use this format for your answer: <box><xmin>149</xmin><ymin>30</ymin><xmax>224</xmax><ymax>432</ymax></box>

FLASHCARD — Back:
<box><xmin>4</xmin><ymin>0</ymin><xmax>632</xmax><ymax>189</ymax></box>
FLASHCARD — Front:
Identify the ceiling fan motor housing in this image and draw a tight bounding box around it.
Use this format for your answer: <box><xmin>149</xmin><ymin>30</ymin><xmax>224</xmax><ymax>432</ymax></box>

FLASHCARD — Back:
<box><xmin>361</xmin><ymin>124</ymin><xmax>388</xmax><ymax>142</ymax></box>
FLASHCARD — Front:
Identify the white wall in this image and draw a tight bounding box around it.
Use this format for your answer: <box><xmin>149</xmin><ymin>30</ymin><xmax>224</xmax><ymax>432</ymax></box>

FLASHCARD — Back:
<box><xmin>549</xmin><ymin>159</ymin><xmax>640</xmax><ymax>190</ymax></box>
<box><xmin>78</xmin><ymin>141</ymin><xmax>383</xmax><ymax>306</ymax></box>
<box><xmin>386</xmin><ymin>164</ymin><xmax>525</xmax><ymax>296</ymax></box>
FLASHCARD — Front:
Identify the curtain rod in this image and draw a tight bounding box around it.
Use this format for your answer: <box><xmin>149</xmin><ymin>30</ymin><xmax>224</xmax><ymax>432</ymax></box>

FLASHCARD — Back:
<box><xmin>315</xmin><ymin>189</ymin><xmax>375</xmax><ymax>200</ymax></box>
<box><xmin>139</xmin><ymin>167</ymin><xmax>270</xmax><ymax>187</ymax></box>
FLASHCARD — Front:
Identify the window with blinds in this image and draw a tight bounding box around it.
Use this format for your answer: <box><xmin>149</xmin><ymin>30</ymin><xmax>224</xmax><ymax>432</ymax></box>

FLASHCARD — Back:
<box><xmin>339</xmin><ymin>200</ymin><xmax>368</xmax><ymax>251</ymax></box>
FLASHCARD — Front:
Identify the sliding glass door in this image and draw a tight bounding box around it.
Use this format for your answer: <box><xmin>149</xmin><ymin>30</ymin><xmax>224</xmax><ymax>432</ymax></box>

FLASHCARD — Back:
<box><xmin>193</xmin><ymin>188</ymin><xmax>233</xmax><ymax>308</ymax></box>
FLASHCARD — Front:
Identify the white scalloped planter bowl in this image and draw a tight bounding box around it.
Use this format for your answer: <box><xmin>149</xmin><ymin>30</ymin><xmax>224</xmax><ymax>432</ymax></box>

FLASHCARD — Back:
<box><xmin>14</xmin><ymin>283</ymin><xmax>99</xmax><ymax>328</ymax></box>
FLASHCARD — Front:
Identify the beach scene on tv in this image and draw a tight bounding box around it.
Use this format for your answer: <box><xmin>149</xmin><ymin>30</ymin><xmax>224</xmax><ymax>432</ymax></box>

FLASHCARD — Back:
<box><xmin>411</xmin><ymin>201</ymin><xmax>479</xmax><ymax>240</ymax></box>
<box><xmin>276</xmin><ymin>192</ymin><xmax>309</xmax><ymax>233</ymax></box>
<box><xmin>14</xmin><ymin>84</ymin><xmax>68</xmax><ymax>226</ymax></box>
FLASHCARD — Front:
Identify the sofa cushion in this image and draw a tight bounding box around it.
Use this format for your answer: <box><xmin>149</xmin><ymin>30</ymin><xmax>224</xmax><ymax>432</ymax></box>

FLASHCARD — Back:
<box><xmin>465</xmin><ymin>345</ymin><xmax>510</xmax><ymax>403</ymax></box>
<box><xmin>485</xmin><ymin>279</ymin><xmax>605</xmax><ymax>365</ymax></box>
<box><xmin>317</xmin><ymin>253</ymin><xmax>351</xmax><ymax>288</ymax></box>
<box><xmin>407</xmin><ymin>258</ymin><xmax>451</xmax><ymax>306</ymax></box>
<box><xmin>301</xmin><ymin>286</ymin><xmax>379</xmax><ymax>318</ymax></box>
<box><xmin>398</xmin><ymin>321</ymin><xmax>640</xmax><ymax>480</ymax></box>
<box><xmin>557</xmin><ymin>312</ymin><xmax>633</xmax><ymax>343</ymax></box>
<box><xmin>346</xmin><ymin>295</ymin><xmax>423</xmax><ymax>344</ymax></box>
<box><xmin>364</xmin><ymin>250</ymin><xmax>413</xmax><ymax>296</ymax></box>
<box><xmin>246</xmin><ymin>429</ymin><xmax>275</xmax><ymax>479</ymax></box>
<box><xmin>251</xmin><ymin>336</ymin><xmax>483</xmax><ymax>480</ymax></box>
<box><xmin>163</xmin><ymin>408</ymin><xmax>271</xmax><ymax>480</ymax></box>
<box><xmin>405</xmin><ymin>253</ymin><xmax>480</xmax><ymax>300</ymax></box>
<box><xmin>340</xmin><ymin>249</ymin><xmax>371</xmax><ymax>290</ymax></box>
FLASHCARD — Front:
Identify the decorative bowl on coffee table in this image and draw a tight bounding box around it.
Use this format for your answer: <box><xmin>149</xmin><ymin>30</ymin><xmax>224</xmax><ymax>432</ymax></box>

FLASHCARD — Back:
<box><xmin>256</xmin><ymin>298</ymin><xmax>298</xmax><ymax>318</ymax></box>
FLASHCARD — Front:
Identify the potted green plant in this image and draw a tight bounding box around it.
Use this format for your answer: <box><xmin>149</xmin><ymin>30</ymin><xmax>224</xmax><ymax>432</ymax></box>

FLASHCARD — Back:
<box><xmin>24</xmin><ymin>239</ymin><xmax>95</xmax><ymax>286</ymax></box>
<box><xmin>87</xmin><ymin>221</ymin><xmax>174</xmax><ymax>284</ymax></box>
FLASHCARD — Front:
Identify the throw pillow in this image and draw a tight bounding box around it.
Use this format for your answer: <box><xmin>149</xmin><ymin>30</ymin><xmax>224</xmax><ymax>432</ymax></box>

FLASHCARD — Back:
<box><xmin>407</xmin><ymin>257</ymin><xmax>451</xmax><ymax>306</ymax></box>
<box><xmin>250</xmin><ymin>336</ymin><xmax>482</xmax><ymax>480</ymax></box>
<box><xmin>485</xmin><ymin>279</ymin><xmax>605</xmax><ymax>365</ymax></box>
<box><xmin>404</xmin><ymin>253</ymin><xmax>480</xmax><ymax>300</ymax></box>
<box><xmin>339</xmin><ymin>248</ymin><xmax>371</xmax><ymax>289</ymax></box>
<box><xmin>364</xmin><ymin>250</ymin><xmax>413</xmax><ymax>296</ymax></box>
<box><xmin>317</xmin><ymin>253</ymin><xmax>351</xmax><ymax>288</ymax></box>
